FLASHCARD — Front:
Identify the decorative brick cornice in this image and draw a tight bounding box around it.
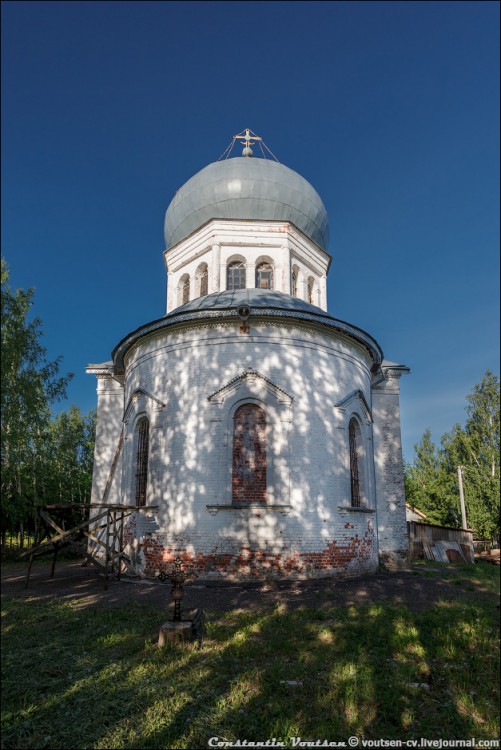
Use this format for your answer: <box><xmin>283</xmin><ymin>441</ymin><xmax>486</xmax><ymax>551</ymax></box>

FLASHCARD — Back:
<box><xmin>112</xmin><ymin>307</ymin><xmax>383</xmax><ymax>372</ymax></box>
<box><xmin>206</xmin><ymin>504</ymin><xmax>292</xmax><ymax>516</ymax></box>
<box><xmin>123</xmin><ymin>388</ymin><xmax>166</xmax><ymax>423</ymax></box>
<box><xmin>335</xmin><ymin>389</ymin><xmax>373</xmax><ymax>423</ymax></box>
<box><xmin>86</xmin><ymin>367</ymin><xmax>113</xmax><ymax>378</ymax></box>
<box><xmin>207</xmin><ymin>368</ymin><xmax>293</xmax><ymax>403</ymax></box>
<box><xmin>384</xmin><ymin>369</ymin><xmax>404</xmax><ymax>380</ymax></box>
<box><xmin>86</xmin><ymin>364</ymin><xmax>124</xmax><ymax>386</ymax></box>
<box><xmin>337</xmin><ymin>506</ymin><xmax>376</xmax><ymax>514</ymax></box>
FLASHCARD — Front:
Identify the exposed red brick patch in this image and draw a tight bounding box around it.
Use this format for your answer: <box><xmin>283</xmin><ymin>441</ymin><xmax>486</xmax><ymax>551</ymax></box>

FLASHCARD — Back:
<box><xmin>140</xmin><ymin>528</ymin><xmax>376</xmax><ymax>579</ymax></box>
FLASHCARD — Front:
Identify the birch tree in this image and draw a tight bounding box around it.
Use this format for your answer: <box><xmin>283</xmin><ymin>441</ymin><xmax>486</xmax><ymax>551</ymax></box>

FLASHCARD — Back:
<box><xmin>1</xmin><ymin>260</ymin><xmax>72</xmax><ymax>535</ymax></box>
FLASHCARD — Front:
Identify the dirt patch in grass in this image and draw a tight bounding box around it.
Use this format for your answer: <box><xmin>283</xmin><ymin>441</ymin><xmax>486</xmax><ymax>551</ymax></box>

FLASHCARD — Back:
<box><xmin>1</xmin><ymin>559</ymin><xmax>498</xmax><ymax>615</ymax></box>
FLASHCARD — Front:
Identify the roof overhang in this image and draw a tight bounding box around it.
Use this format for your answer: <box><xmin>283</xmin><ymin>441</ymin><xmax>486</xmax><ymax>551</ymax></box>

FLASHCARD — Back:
<box><xmin>111</xmin><ymin>305</ymin><xmax>383</xmax><ymax>374</ymax></box>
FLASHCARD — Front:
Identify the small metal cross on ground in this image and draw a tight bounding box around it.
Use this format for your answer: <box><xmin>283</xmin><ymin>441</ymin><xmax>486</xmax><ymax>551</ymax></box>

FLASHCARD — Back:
<box><xmin>157</xmin><ymin>557</ymin><xmax>198</xmax><ymax>622</ymax></box>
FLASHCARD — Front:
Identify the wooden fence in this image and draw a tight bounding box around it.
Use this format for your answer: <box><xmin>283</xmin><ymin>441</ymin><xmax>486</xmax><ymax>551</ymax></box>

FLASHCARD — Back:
<box><xmin>407</xmin><ymin>521</ymin><xmax>474</xmax><ymax>563</ymax></box>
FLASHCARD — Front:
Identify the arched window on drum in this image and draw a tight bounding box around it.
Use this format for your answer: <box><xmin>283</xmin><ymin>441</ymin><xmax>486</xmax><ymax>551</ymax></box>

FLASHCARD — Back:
<box><xmin>196</xmin><ymin>262</ymin><xmax>208</xmax><ymax>297</ymax></box>
<box><xmin>227</xmin><ymin>261</ymin><xmax>246</xmax><ymax>291</ymax></box>
<box><xmin>232</xmin><ymin>404</ymin><xmax>267</xmax><ymax>504</ymax></box>
<box><xmin>178</xmin><ymin>273</ymin><xmax>190</xmax><ymax>305</ymax></box>
<box><xmin>307</xmin><ymin>276</ymin><xmax>315</xmax><ymax>304</ymax></box>
<box><xmin>256</xmin><ymin>262</ymin><xmax>273</xmax><ymax>290</ymax></box>
<box><xmin>291</xmin><ymin>265</ymin><xmax>299</xmax><ymax>297</ymax></box>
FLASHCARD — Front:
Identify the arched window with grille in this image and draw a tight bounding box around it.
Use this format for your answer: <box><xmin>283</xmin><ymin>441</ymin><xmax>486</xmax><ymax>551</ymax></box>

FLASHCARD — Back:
<box><xmin>232</xmin><ymin>404</ymin><xmax>267</xmax><ymax>504</ymax></box>
<box><xmin>307</xmin><ymin>276</ymin><xmax>315</xmax><ymax>304</ymax></box>
<box><xmin>256</xmin><ymin>262</ymin><xmax>273</xmax><ymax>289</ymax></box>
<box><xmin>135</xmin><ymin>417</ymin><xmax>149</xmax><ymax>507</ymax></box>
<box><xmin>178</xmin><ymin>274</ymin><xmax>190</xmax><ymax>305</ymax></box>
<box><xmin>182</xmin><ymin>275</ymin><xmax>190</xmax><ymax>304</ymax></box>
<box><xmin>197</xmin><ymin>263</ymin><xmax>208</xmax><ymax>297</ymax></box>
<box><xmin>291</xmin><ymin>266</ymin><xmax>298</xmax><ymax>297</ymax></box>
<box><xmin>227</xmin><ymin>261</ymin><xmax>246</xmax><ymax>290</ymax></box>
<box><xmin>349</xmin><ymin>418</ymin><xmax>362</xmax><ymax>508</ymax></box>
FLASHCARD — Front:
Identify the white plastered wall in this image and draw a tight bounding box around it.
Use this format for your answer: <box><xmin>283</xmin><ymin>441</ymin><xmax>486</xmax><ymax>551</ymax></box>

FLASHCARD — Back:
<box><xmin>117</xmin><ymin>318</ymin><xmax>379</xmax><ymax>577</ymax></box>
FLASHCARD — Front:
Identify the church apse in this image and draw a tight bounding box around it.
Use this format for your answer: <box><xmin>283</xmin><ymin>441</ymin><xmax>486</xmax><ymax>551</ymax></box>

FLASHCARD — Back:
<box><xmin>88</xmin><ymin>131</ymin><xmax>409</xmax><ymax>579</ymax></box>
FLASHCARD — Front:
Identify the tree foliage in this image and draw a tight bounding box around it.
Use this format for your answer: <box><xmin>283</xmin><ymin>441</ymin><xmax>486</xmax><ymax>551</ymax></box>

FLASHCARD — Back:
<box><xmin>45</xmin><ymin>406</ymin><xmax>96</xmax><ymax>504</ymax></box>
<box><xmin>405</xmin><ymin>371</ymin><xmax>500</xmax><ymax>539</ymax></box>
<box><xmin>404</xmin><ymin>429</ymin><xmax>458</xmax><ymax>527</ymax></box>
<box><xmin>1</xmin><ymin>260</ymin><xmax>95</xmax><ymax>536</ymax></box>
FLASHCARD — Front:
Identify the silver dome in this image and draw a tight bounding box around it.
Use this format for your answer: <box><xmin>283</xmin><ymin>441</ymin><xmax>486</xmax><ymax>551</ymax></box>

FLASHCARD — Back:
<box><xmin>164</xmin><ymin>157</ymin><xmax>330</xmax><ymax>251</ymax></box>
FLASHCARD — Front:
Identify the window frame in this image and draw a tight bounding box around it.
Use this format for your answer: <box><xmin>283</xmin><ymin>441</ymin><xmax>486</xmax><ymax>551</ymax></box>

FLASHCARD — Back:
<box><xmin>134</xmin><ymin>416</ymin><xmax>150</xmax><ymax>507</ymax></box>
<box><xmin>255</xmin><ymin>262</ymin><xmax>273</xmax><ymax>290</ymax></box>
<box><xmin>196</xmin><ymin>263</ymin><xmax>208</xmax><ymax>297</ymax></box>
<box><xmin>231</xmin><ymin>403</ymin><xmax>267</xmax><ymax>504</ymax></box>
<box><xmin>348</xmin><ymin>416</ymin><xmax>364</xmax><ymax>508</ymax></box>
<box><xmin>227</xmin><ymin>261</ymin><xmax>246</xmax><ymax>291</ymax></box>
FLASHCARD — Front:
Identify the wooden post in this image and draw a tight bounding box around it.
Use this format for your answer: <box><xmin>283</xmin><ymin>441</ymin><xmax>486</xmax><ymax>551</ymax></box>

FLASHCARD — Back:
<box><xmin>110</xmin><ymin>511</ymin><xmax>116</xmax><ymax>578</ymax></box>
<box><xmin>104</xmin><ymin>510</ymin><xmax>111</xmax><ymax>590</ymax></box>
<box><xmin>21</xmin><ymin>504</ymin><xmax>158</xmax><ymax>589</ymax></box>
<box><xmin>118</xmin><ymin>510</ymin><xmax>125</xmax><ymax>580</ymax></box>
<box><xmin>50</xmin><ymin>544</ymin><xmax>59</xmax><ymax>578</ymax></box>
<box><xmin>24</xmin><ymin>516</ymin><xmax>41</xmax><ymax>589</ymax></box>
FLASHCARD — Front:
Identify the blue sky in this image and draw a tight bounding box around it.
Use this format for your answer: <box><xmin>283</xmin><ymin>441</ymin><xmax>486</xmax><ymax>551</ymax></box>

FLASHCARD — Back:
<box><xmin>2</xmin><ymin>0</ymin><xmax>499</xmax><ymax>462</ymax></box>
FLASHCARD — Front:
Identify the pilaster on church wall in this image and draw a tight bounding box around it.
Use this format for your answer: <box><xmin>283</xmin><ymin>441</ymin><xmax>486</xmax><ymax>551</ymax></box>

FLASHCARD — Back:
<box><xmin>90</xmin><ymin>374</ymin><xmax>124</xmax><ymax>505</ymax></box>
<box><xmin>371</xmin><ymin>370</ymin><xmax>409</xmax><ymax>560</ymax></box>
<box><xmin>245</xmin><ymin>260</ymin><xmax>255</xmax><ymax>289</ymax></box>
<box><xmin>275</xmin><ymin>243</ymin><xmax>290</xmax><ymax>294</ymax></box>
<box><xmin>211</xmin><ymin>243</ymin><xmax>221</xmax><ymax>294</ymax></box>
<box><xmin>320</xmin><ymin>274</ymin><xmax>328</xmax><ymax>310</ymax></box>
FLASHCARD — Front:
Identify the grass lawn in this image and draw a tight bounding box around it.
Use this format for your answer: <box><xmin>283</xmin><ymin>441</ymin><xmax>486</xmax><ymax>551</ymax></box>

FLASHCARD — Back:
<box><xmin>1</xmin><ymin>563</ymin><xmax>499</xmax><ymax>749</ymax></box>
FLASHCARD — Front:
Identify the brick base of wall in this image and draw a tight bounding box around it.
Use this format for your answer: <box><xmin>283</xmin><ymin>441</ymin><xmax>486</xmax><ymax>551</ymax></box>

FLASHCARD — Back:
<box><xmin>379</xmin><ymin>549</ymin><xmax>409</xmax><ymax>569</ymax></box>
<box><xmin>128</xmin><ymin>528</ymin><xmax>378</xmax><ymax>580</ymax></box>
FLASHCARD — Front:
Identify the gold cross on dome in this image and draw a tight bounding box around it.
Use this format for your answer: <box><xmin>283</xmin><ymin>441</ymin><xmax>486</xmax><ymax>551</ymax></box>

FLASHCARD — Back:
<box><xmin>233</xmin><ymin>128</ymin><xmax>263</xmax><ymax>148</ymax></box>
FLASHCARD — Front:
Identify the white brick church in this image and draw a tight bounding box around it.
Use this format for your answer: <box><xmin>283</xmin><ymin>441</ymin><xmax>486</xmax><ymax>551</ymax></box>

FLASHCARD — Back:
<box><xmin>87</xmin><ymin>132</ymin><xmax>409</xmax><ymax>578</ymax></box>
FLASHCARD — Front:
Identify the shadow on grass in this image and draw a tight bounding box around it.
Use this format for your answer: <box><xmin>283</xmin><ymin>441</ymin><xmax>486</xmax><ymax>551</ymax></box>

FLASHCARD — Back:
<box><xmin>1</xmin><ymin>587</ymin><xmax>499</xmax><ymax>749</ymax></box>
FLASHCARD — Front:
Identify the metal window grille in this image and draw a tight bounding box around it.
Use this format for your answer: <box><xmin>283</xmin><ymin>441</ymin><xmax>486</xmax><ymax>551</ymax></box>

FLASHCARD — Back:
<box><xmin>291</xmin><ymin>270</ymin><xmax>298</xmax><ymax>297</ymax></box>
<box><xmin>349</xmin><ymin>420</ymin><xmax>361</xmax><ymax>508</ymax></box>
<box><xmin>182</xmin><ymin>277</ymin><xmax>190</xmax><ymax>304</ymax></box>
<box><xmin>135</xmin><ymin>419</ymin><xmax>149</xmax><ymax>506</ymax></box>
<box><xmin>256</xmin><ymin>262</ymin><xmax>273</xmax><ymax>289</ymax></box>
<box><xmin>227</xmin><ymin>262</ymin><xmax>246</xmax><ymax>290</ymax></box>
